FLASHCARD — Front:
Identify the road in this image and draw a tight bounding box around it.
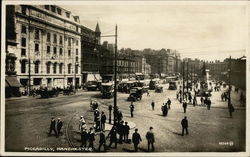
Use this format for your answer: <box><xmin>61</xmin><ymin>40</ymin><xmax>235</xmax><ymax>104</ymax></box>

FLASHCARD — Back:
<box><xmin>5</xmin><ymin>83</ymin><xmax>246</xmax><ymax>152</ymax></box>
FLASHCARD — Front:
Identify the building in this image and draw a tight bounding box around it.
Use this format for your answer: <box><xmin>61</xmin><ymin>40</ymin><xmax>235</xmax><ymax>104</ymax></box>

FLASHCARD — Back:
<box><xmin>6</xmin><ymin>5</ymin><xmax>82</xmax><ymax>93</ymax></box>
<box><xmin>80</xmin><ymin>23</ymin><xmax>101</xmax><ymax>83</ymax></box>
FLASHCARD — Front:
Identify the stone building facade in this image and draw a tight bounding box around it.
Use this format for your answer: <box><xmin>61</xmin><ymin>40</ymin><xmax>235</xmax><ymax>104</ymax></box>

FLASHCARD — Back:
<box><xmin>8</xmin><ymin>5</ymin><xmax>82</xmax><ymax>90</ymax></box>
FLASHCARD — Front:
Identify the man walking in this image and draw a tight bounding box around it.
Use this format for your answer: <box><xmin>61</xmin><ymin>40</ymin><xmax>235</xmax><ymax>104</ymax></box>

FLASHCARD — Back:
<box><xmin>207</xmin><ymin>98</ymin><xmax>211</xmax><ymax>110</ymax></box>
<box><xmin>49</xmin><ymin>117</ymin><xmax>57</xmax><ymax>137</ymax></box>
<box><xmin>151</xmin><ymin>100</ymin><xmax>155</xmax><ymax>110</ymax></box>
<box><xmin>183</xmin><ymin>100</ymin><xmax>187</xmax><ymax>113</ymax></box>
<box><xmin>98</xmin><ymin>130</ymin><xmax>106</xmax><ymax>152</ymax></box>
<box><xmin>80</xmin><ymin>128</ymin><xmax>88</xmax><ymax>148</ymax></box>
<box><xmin>132</xmin><ymin>128</ymin><xmax>142</xmax><ymax>152</ymax></box>
<box><xmin>181</xmin><ymin>116</ymin><xmax>189</xmax><ymax>136</ymax></box>
<box><xmin>101</xmin><ymin>112</ymin><xmax>107</xmax><ymax>131</ymax></box>
<box><xmin>130</xmin><ymin>102</ymin><xmax>135</xmax><ymax>117</ymax></box>
<box><xmin>124</xmin><ymin>122</ymin><xmax>130</xmax><ymax>143</ymax></box>
<box><xmin>107</xmin><ymin>126</ymin><xmax>117</xmax><ymax>148</ymax></box>
<box><xmin>57</xmin><ymin>118</ymin><xmax>63</xmax><ymax>136</ymax></box>
<box><xmin>167</xmin><ymin>98</ymin><xmax>171</xmax><ymax>109</ymax></box>
<box><xmin>146</xmin><ymin>127</ymin><xmax>155</xmax><ymax>152</ymax></box>
<box><xmin>88</xmin><ymin>128</ymin><xmax>95</xmax><ymax>150</ymax></box>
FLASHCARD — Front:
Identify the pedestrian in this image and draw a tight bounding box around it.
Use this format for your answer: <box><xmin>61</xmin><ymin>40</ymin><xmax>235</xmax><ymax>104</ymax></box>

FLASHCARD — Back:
<box><xmin>94</xmin><ymin>108</ymin><xmax>100</xmax><ymax>122</ymax></box>
<box><xmin>80</xmin><ymin>128</ymin><xmax>88</xmax><ymax>148</ymax></box>
<box><xmin>57</xmin><ymin>118</ymin><xmax>63</xmax><ymax>136</ymax></box>
<box><xmin>108</xmin><ymin>104</ymin><xmax>112</xmax><ymax>124</ymax></box>
<box><xmin>146</xmin><ymin>127</ymin><xmax>155</xmax><ymax>152</ymax></box>
<box><xmin>130</xmin><ymin>102</ymin><xmax>135</xmax><ymax>117</ymax></box>
<box><xmin>101</xmin><ymin>112</ymin><xmax>106</xmax><ymax>131</ymax></box>
<box><xmin>147</xmin><ymin>90</ymin><xmax>150</xmax><ymax>96</ymax></box>
<box><xmin>193</xmin><ymin>95</ymin><xmax>197</xmax><ymax>106</ymax></box>
<box><xmin>228</xmin><ymin>104</ymin><xmax>235</xmax><ymax>118</ymax></box>
<box><xmin>88</xmin><ymin>127</ymin><xmax>95</xmax><ymax>150</ymax></box>
<box><xmin>200</xmin><ymin>97</ymin><xmax>204</xmax><ymax>105</ymax></box>
<box><xmin>167</xmin><ymin>98</ymin><xmax>171</xmax><ymax>109</ymax></box>
<box><xmin>221</xmin><ymin>93</ymin><xmax>224</xmax><ymax>101</ymax></box>
<box><xmin>132</xmin><ymin>128</ymin><xmax>142</xmax><ymax>152</ymax></box>
<box><xmin>162</xmin><ymin>103</ymin><xmax>168</xmax><ymax>116</ymax></box>
<box><xmin>207</xmin><ymin>98</ymin><xmax>211</xmax><ymax>110</ymax></box>
<box><xmin>188</xmin><ymin>93</ymin><xmax>192</xmax><ymax>104</ymax></box>
<box><xmin>182</xmin><ymin>100</ymin><xmax>187</xmax><ymax>113</ymax></box>
<box><xmin>124</xmin><ymin>122</ymin><xmax>130</xmax><ymax>143</ymax></box>
<box><xmin>98</xmin><ymin>130</ymin><xmax>106</xmax><ymax>152</ymax></box>
<box><xmin>117</xmin><ymin>109</ymin><xmax>123</xmax><ymax>123</ymax></box>
<box><xmin>95</xmin><ymin>116</ymin><xmax>101</xmax><ymax>131</ymax></box>
<box><xmin>118</xmin><ymin>121</ymin><xmax>124</xmax><ymax>144</ymax></box>
<box><xmin>48</xmin><ymin>117</ymin><xmax>57</xmax><ymax>137</ymax></box>
<box><xmin>151</xmin><ymin>100</ymin><xmax>155</xmax><ymax>110</ymax></box>
<box><xmin>181</xmin><ymin>116</ymin><xmax>189</xmax><ymax>136</ymax></box>
<box><xmin>107</xmin><ymin>126</ymin><xmax>117</xmax><ymax>148</ymax></box>
<box><xmin>79</xmin><ymin>116</ymin><xmax>85</xmax><ymax>131</ymax></box>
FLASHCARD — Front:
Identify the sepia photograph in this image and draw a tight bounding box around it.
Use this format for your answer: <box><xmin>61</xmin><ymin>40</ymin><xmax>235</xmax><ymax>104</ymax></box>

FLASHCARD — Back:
<box><xmin>1</xmin><ymin>0</ymin><xmax>249</xmax><ymax>156</ymax></box>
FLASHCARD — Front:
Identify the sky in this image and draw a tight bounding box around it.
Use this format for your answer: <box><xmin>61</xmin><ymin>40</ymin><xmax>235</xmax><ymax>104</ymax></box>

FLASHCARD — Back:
<box><xmin>62</xmin><ymin>2</ymin><xmax>247</xmax><ymax>61</ymax></box>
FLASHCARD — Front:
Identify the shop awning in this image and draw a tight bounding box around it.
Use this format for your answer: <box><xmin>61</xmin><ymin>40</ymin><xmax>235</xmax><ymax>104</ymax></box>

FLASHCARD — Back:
<box><xmin>6</xmin><ymin>76</ymin><xmax>22</xmax><ymax>87</ymax></box>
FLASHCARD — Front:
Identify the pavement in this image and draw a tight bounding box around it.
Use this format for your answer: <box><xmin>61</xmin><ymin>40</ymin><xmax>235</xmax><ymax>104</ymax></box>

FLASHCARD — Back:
<box><xmin>4</xmin><ymin>82</ymin><xmax>246</xmax><ymax>152</ymax></box>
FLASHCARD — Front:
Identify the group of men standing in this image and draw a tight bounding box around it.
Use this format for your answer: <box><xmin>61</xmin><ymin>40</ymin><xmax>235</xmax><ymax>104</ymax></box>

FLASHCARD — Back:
<box><xmin>48</xmin><ymin>117</ymin><xmax>63</xmax><ymax>138</ymax></box>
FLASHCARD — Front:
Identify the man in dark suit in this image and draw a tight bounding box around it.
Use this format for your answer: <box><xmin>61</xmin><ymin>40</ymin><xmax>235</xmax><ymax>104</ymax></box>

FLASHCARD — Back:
<box><xmin>181</xmin><ymin>116</ymin><xmax>189</xmax><ymax>136</ymax></box>
<box><xmin>107</xmin><ymin>126</ymin><xmax>117</xmax><ymax>148</ymax></box>
<box><xmin>146</xmin><ymin>127</ymin><xmax>155</xmax><ymax>152</ymax></box>
<box><xmin>88</xmin><ymin>128</ymin><xmax>95</xmax><ymax>150</ymax></box>
<box><xmin>183</xmin><ymin>100</ymin><xmax>187</xmax><ymax>113</ymax></box>
<box><xmin>80</xmin><ymin>128</ymin><xmax>88</xmax><ymax>148</ymax></box>
<box><xmin>130</xmin><ymin>102</ymin><xmax>135</xmax><ymax>117</ymax></box>
<box><xmin>101</xmin><ymin>112</ymin><xmax>106</xmax><ymax>131</ymax></box>
<box><xmin>57</xmin><ymin>118</ymin><xmax>63</xmax><ymax>136</ymax></box>
<box><xmin>132</xmin><ymin>128</ymin><xmax>142</xmax><ymax>152</ymax></box>
<box><xmin>98</xmin><ymin>130</ymin><xmax>106</xmax><ymax>152</ymax></box>
<box><xmin>124</xmin><ymin>122</ymin><xmax>130</xmax><ymax>143</ymax></box>
<box><xmin>49</xmin><ymin>117</ymin><xmax>57</xmax><ymax>137</ymax></box>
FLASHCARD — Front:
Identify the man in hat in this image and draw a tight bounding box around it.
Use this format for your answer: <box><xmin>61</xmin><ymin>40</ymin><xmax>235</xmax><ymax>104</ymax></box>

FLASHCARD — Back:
<box><xmin>167</xmin><ymin>98</ymin><xmax>171</xmax><ymax>109</ymax></box>
<box><xmin>117</xmin><ymin>109</ymin><xmax>123</xmax><ymax>123</ymax></box>
<box><xmin>94</xmin><ymin>108</ymin><xmax>100</xmax><ymax>122</ymax></box>
<box><xmin>79</xmin><ymin>116</ymin><xmax>85</xmax><ymax>131</ymax></box>
<box><xmin>49</xmin><ymin>117</ymin><xmax>57</xmax><ymax>137</ymax></box>
<box><xmin>132</xmin><ymin>128</ymin><xmax>142</xmax><ymax>152</ymax></box>
<box><xmin>130</xmin><ymin>102</ymin><xmax>135</xmax><ymax>117</ymax></box>
<box><xmin>57</xmin><ymin>118</ymin><xmax>63</xmax><ymax>136</ymax></box>
<box><xmin>183</xmin><ymin>100</ymin><xmax>187</xmax><ymax>113</ymax></box>
<box><xmin>146</xmin><ymin>127</ymin><xmax>155</xmax><ymax>152</ymax></box>
<box><xmin>101</xmin><ymin>111</ymin><xmax>107</xmax><ymax>131</ymax></box>
<box><xmin>80</xmin><ymin>128</ymin><xmax>88</xmax><ymax>148</ymax></box>
<box><xmin>95</xmin><ymin>115</ymin><xmax>101</xmax><ymax>131</ymax></box>
<box><xmin>181</xmin><ymin>116</ymin><xmax>189</xmax><ymax>136</ymax></box>
<box><xmin>88</xmin><ymin>127</ymin><xmax>95</xmax><ymax>150</ymax></box>
<box><xmin>107</xmin><ymin>126</ymin><xmax>117</xmax><ymax>148</ymax></box>
<box><xmin>98</xmin><ymin>130</ymin><xmax>106</xmax><ymax>152</ymax></box>
<box><xmin>124</xmin><ymin>122</ymin><xmax>130</xmax><ymax>143</ymax></box>
<box><xmin>151</xmin><ymin>100</ymin><xmax>155</xmax><ymax>110</ymax></box>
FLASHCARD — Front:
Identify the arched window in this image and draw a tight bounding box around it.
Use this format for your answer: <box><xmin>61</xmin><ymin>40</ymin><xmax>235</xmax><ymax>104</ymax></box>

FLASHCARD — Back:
<box><xmin>68</xmin><ymin>64</ymin><xmax>71</xmax><ymax>74</ymax></box>
<box><xmin>59</xmin><ymin>63</ymin><xmax>63</xmax><ymax>74</ymax></box>
<box><xmin>34</xmin><ymin>61</ymin><xmax>40</xmax><ymax>74</ymax></box>
<box><xmin>21</xmin><ymin>60</ymin><xmax>27</xmax><ymax>73</ymax></box>
<box><xmin>53</xmin><ymin>63</ymin><xmax>57</xmax><ymax>74</ymax></box>
<box><xmin>46</xmin><ymin>62</ymin><xmax>51</xmax><ymax>74</ymax></box>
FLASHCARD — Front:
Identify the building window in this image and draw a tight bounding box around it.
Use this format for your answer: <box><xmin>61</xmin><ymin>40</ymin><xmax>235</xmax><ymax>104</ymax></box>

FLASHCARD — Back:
<box><xmin>47</xmin><ymin>46</ymin><xmax>50</xmax><ymax>54</ymax></box>
<box><xmin>59</xmin><ymin>48</ymin><xmax>63</xmax><ymax>56</ymax></box>
<box><xmin>66</xmin><ymin>12</ymin><xmax>70</xmax><ymax>18</ymax></box>
<box><xmin>46</xmin><ymin>63</ymin><xmax>51</xmax><ymax>74</ymax></box>
<box><xmin>76</xmin><ymin>40</ymin><xmax>78</xmax><ymax>46</ymax></box>
<box><xmin>35</xmin><ymin>29</ymin><xmax>39</xmax><ymax>40</ymax></box>
<box><xmin>51</xmin><ymin>6</ymin><xmax>56</xmax><ymax>13</ymax></box>
<box><xmin>34</xmin><ymin>61</ymin><xmax>39</xmax><ymax>73</ymax></box>
<box><xmin>21</xmin><ymin>25</ymin><xmax>26</xmax><ymax>34</ymax></box>
<box><xmin>35</xmin><ymin>43</ymin><xmax>39</xmax><ymax>52</ymax></box>
<box><xmin>53</xmin><ymin>47</ymin><xmax>57</xmax><ymax>55</ymax></box>
<box><xmin>75</xmin><ymin>64</ymin><xmax>78</xmax><ymax>74</ymax></box>
<box><xmin>47</xmin><ymin>32</ymin><xmax>51</xmax><ymax>42</ymax></box>
<box><xmin>21</xmin><ymin>37</ymin><xmax>26</xmax><ymax>47</ymax></box>
<box><xmin>53</xmin><ymin>63</ymin><xmax>57</xmax><ymax>74</ymax></box>
<box><xmin>68</xmin><ymin>38</ymin><xmax>71</xmax><ymax>46</ymax></box>
<box><xmin>76</xmin><ymin>56</ymin><xmax>78</xmax><ymax>62</ymax></box>
<box><xmin>59</xmin><ymin>63</ymin><xmax>63</xmax><ymax>74</ymax></box>
<box><xmin>53</xmin><ymin>34</ymin><xmax>57</xmax><ymax>43</ymax></box>
<box><xmin>76</xmin><ymin>49</ymin><xmax>78</xmax><ymax>55</ymax></box>
<box><xmin>21</xmin><ymin>60</ymin><xmax>26</xmax><ymax>73</ymax></box>
<box><xmin>57</xmin><ymin>8</ymin><xmax>61</xmax><ymax>15</ymax></box>
<box><xmin>59</xmin><ymin>36</ymin><xmax>63</xmax><ymax>44</ymax></box>
<box><xmin>21</xmin><ymin>6</ymin><xmax>26</xmax><ymax>15</ymax></box>
<box><xmin>45</xmin><ymin>5</ymin><xmax>50</xmax><ymax>10</ymax></box>
<box><xmin>76</xmin><ymin>26</ymin><xmax>78</xmax><ymax>32</ymax></box>
<box><xmin>68</xmin><ymin>50</ymin><xmax>71</xmax><ymax>57</ymax></box>
<box><xmin>68</xmin><ymin>64</ymin><xmax>71</xmax><ymax>74</ymax></box>
<box><xmin>21</xmin><ymin>48</ymin><xmax>26</xmax><ymax>56</ymax></box>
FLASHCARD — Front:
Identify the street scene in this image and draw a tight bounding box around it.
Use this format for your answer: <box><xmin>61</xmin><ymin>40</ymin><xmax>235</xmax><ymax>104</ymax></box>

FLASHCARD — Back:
<box><xmin>3</xmin><ymin>2</ymin><xmax>247</xmax><ymax>154</ymax></box>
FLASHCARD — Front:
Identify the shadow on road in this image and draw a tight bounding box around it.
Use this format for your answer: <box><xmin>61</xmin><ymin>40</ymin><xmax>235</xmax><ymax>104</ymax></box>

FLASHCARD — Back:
<box><xmin>171</xmin><ymin>131</ymin><xmax>183</xmax><ymax>136</ymax></box>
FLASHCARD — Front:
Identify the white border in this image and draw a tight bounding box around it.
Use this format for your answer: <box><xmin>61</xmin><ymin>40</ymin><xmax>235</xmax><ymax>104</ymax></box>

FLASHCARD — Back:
<box><xmin>1</xmin><ymin>1</ymin><xmax>249</xmax><ymax>156</ymax></box>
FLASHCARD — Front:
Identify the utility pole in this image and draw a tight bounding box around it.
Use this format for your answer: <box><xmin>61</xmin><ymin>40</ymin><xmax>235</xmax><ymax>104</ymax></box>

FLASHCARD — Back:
<box><xmin>113</xmin><ymin>24</ymin><xmax>118</xmax><ymax>125</ymax></box>
<box><xmin>186</xmin><ymin>60</ymin><xmax>189</xmax><ymax>92</ymax></box>
<box><xmin>182</xmin><ymin>61</ymin><xmax>185</xmax><ymax>101</ymax></box>
<box><xmin>228</xmin><ymin>56</ymin><xmax>231</xmax><ymax>108</ymax></box>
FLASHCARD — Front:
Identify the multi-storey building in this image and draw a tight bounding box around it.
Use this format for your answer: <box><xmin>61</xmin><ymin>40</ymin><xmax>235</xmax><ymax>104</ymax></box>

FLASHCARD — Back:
<box><xmin>81</xmin><ymin>23</ymin><xmax>101</xmax><ymax>83</ymax></box>
<box><xmin>6</xmin><ymin>5</ymin><xmax>82</xmax><ymax>91</ymax></box>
